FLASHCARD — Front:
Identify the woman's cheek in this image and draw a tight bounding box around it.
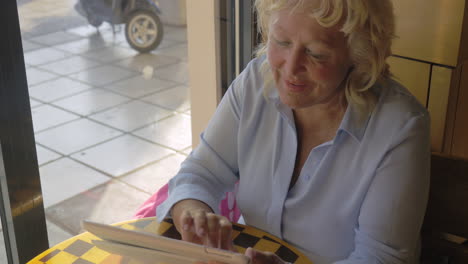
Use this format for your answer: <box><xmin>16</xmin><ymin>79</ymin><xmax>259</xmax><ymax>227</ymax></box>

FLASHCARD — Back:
<box><xmin>312</xmin><ymin>66</ymin><xmax>334</xmax><ymax>81</ymax></box>
<box><xmin>267</xmin><ymin>45</ymin><xmax>282</xmax><ymax>68</ymax></box>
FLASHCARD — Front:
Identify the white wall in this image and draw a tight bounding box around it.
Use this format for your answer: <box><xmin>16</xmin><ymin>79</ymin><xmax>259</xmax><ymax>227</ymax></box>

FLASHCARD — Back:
<box><xmin>159</xmin><ymin>0</ymin><xmax>187</xmax><ymax>26</ymax></box>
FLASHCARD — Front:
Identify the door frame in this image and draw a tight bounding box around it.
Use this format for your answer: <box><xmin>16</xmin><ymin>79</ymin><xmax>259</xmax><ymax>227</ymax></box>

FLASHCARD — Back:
<box><xmin>1</xmin><ymin>1</ymin><xmax>49</xmax><ymax>263</ymax></box>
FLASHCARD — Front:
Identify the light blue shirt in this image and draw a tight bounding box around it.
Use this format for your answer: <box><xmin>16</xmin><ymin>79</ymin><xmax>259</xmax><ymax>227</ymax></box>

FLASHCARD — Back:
<box><xmin>157</xmin><ymin>57</ymin><xmax>431</xmax><ymax>264</ymax></box>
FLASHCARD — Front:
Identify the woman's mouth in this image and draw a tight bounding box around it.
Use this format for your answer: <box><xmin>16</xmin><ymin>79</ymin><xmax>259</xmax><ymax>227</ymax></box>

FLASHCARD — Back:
<box><xmin>284</xmin><ymin>80</ymin><xmax>307</xmax><ymax>92</ymax></box>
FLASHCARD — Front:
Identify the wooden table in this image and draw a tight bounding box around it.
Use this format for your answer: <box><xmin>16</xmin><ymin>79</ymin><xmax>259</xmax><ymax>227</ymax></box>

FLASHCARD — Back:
<box><xmin>28</xmin><ymin>217</ymin><xmax>312</xmax><ymax>264</ymax></box>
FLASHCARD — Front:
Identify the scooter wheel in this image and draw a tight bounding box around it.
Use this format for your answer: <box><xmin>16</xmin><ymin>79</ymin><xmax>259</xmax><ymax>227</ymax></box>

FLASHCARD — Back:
<box><xmin>125</xmin><ymin>10</ymin><xmax>163</xmax><ymax>53</ymax></box>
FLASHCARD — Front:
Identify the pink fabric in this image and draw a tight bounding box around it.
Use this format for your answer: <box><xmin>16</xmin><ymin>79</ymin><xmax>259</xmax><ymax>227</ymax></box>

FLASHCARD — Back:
<box><xmin>133</xmin><ymin>182</ymin><xmax>241</xmax><ymax>223</ymax></box>
<box><xmin>133</xmin><ymin>184</ymin><xmax>168</xmax><ymax>219</ymax></box>
<box><xmin>219</xmin><ymin>183</ymin><xmax>241</xmax><ymax>222</ymax></box>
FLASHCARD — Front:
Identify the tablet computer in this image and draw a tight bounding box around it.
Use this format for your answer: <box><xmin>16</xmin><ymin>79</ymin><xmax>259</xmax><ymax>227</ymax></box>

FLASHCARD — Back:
<box><xmin>82</xmin><ymin>220</ymin><xmax>251</xmax><ymax>264</ymax></box>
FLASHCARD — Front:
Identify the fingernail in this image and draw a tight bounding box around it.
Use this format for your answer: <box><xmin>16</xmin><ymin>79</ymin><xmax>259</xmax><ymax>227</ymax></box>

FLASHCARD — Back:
<box><xmin>183</xmin><ymin>224</ymin><xmax>189</xmax><ymax>231</ymax></box>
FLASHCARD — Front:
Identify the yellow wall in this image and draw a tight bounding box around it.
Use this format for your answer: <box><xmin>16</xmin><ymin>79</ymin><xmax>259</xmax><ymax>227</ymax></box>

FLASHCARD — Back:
<box><xmin>186</xmin><ymin>0</ymin><xmax>220</xmax><ymax>147</ymax></box>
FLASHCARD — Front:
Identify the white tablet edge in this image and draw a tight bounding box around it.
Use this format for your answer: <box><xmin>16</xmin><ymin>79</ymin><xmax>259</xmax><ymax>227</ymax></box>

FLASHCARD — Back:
<box><xmin>82</xmin><ymin>220</ymin><xmax>250</xmax><ymax>264</ymax></box>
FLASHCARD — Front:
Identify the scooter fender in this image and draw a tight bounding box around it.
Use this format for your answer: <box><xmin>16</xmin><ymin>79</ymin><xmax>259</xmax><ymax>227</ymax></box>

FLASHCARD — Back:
<box><xmin>145</xmin><ymin>0</ymin><xmax>162</xmax><ymax>15</ymax></box>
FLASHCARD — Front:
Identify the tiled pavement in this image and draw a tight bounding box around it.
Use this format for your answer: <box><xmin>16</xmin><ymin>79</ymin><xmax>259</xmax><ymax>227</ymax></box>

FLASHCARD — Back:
<box><xmin>1</xmin><ymin>0</ymin><xmax>191</xmax><ymax>262</ymax></box>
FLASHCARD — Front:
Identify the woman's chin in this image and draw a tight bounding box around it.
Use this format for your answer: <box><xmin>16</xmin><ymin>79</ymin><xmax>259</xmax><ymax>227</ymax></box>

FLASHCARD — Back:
<box><xmin>279</xmin><ymin>96</ymin><xmax>312</xmax><ymax>110</ymax></box>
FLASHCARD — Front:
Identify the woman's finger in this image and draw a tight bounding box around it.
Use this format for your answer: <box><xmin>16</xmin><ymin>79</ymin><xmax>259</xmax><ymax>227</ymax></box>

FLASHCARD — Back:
<box><xmin>219</xmin><ymin>218</ymin><xmax>234</xmax><ymax>251</ymax></box>
<box><xmin>179</xmin><ymin>209</ymin><xmax>234</xmax><ymax>251</ymax></box>
<box><xmin>192</xmin><ymin>209</ymin><xmax>208</xmax><ymax>238</ymax></box>
<box><xmin>207</xmin><ymin>213</ymin><xmax>222</xmax><ymax>247</ymax></box>
<box><xmin>179</xmin><ymin>210</ymin><xmax>197</xmax><ymax>242</ymax></box>
<box><xmin>245</xmin><ymin>248</ymin><xmax>285</xmax><ymax>264</ymax></box>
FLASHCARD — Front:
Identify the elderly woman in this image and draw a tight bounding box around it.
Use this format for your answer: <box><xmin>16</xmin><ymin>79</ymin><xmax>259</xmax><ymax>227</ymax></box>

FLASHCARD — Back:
<box><xmin>156</xmin><ymin>0</ymin><xmax>430</xmax><ymax>263</ymax></box>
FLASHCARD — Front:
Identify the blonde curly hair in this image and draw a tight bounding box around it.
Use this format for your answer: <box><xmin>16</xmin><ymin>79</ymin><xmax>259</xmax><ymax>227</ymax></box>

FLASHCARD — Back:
<box><xmin>255</xmin><ymin>0</ymin><xmax>395</xmax><ymax>113</ymax></box>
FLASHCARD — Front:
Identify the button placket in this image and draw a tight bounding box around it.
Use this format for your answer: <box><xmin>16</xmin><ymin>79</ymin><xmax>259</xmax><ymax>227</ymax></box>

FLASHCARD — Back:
<box><xmin>268</xmin><ymin>116</ymin><xmax>297</xmax><ymax>238</ymax></box>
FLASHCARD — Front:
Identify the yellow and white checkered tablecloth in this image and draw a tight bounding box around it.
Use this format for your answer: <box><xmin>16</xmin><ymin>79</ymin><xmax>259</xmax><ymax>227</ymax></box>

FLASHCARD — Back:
<box><xmin>28</xmin><ymin>217</ymin><xmax>313</xmax><ymax>264</ymax></box>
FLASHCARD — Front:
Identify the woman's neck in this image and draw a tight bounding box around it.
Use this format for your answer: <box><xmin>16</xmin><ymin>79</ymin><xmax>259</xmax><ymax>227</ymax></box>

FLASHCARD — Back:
<box><xmin>293</xmin><ymin>96</ymin><xmax>347</xmax><ymax>134</ymax></box>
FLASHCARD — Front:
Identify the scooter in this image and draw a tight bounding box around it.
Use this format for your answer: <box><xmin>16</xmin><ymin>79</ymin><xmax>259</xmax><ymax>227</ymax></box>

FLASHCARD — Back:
<box><xmin>75</xmin><ymin>0</ymin><xmax>164</xmax><ymax>53</ymax></box>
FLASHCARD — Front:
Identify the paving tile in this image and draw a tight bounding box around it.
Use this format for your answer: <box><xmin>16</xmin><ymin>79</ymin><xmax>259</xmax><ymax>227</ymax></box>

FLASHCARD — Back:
<box><xmin>99</xmin><ymin>29</ymin><xmax>127</xmax><ymax>44</ymax></box>
<box><xmin>70</xmin><ymin>134</ymin><xmax>174</xmax><ymax>177</ymax></box>
<box><xmin>36</xmin><ymin>144</ymin><xmax>61</xmax><ymax>166</ymax></box>
<box><xmin>115</xmin><ymin>53</ymin><xmax>179</xmax><ymax>73</ymax></box>
<box><xmin>18</xmin><ymin>0</ymin><xmax>88</xmax><ymax>37</ymax></box>
<box><xmin>24</xmin><ymin>47</ymin><xmax>70</xmax><ymax>66</ymax></box>
<box><xmin>28</xmin><ymin>1</ymin><xmax>69</xmax><ymax>13</ymax></box>
<box><xmin>182</xmin><ymin>146</ymin><xmax>192</xmax><ymax>155</ymax></box>
<box><xmin>66</xmin><ymin>24</ymin><xmax>114</xmax><ymax>38</ymax></box>
<box><xmin>53</xmin><ymin>37</ymin><xmax>111</xmax><ymax>54</ymax></box>
<box><xmin>69</xmin><ymin>65</ymin><xmax>137</xmax><ymax>87</ymax></box>
<box><xmin>29</xmin><ymin>77</ymin><xmax>92</xmax><ymax>102</ymax></box>
<box><xmin>133</xmin><ymin>114</ymin><xmax>192</xmax><ymax>151</ymax></box>
<box><xmin>159</xmin><ymin>37</ymin><xmax>183</xmax><ymax>49</ymax></box>
<box><xmin>104</xmin><ymin>75</ymin><xmax>177</xmax><ymax>98</ymax></box>
<box><xmin>45</xmin><ymin>180</ymin><xmax>150</xmax><ymax>234</ymax></box>
<box><xmin>153</xmin><ymin>61</ymin><xmax>189</xmax><ymax>84</ymax></box>
<box><xmin>120</xmin><ymin>153</ymin><xmax>186</xmax><ymax>194</ymax></box>
<box><xmin>119</xmin><ymin>37</ymin><xmax>178</xmax><ymax>51</ymax></box>
<box><xmin>141</xmin><ymin>85</ymin><xmax>190</xmax><ymax>112</ymax></box>
<box><xmin>39</xmin><ymin>157</ymin><xmax>111</xmax><ymax>208</ymax></box>
<box><xmin>29</xmin><ymin>31</ymin><xmax>83</xmax><ymax>46</ymax></box>
<box><xmin>26</xmin><ymin>67</ymin><xmax>59</xmax><ymax>86</ymax></box>
<box><xmin>82</xmin><ymin>46</ymin><xmax>138</xmax><ymax>63</ymax></box>
<box><xmin>20</xmin><ymin>16</ymin><xmax>88</xmax><ymax>41</ymax></box>
<box><xmin>46</xmin><ymin>219</ymin><xmax>74</xmax><ymax>246</ymax></box>
<box><xmin>35</xmin><ymin>119</ymin><xmax>123</xmax><ymax>155</ymax></box>
<box><xmin>49</xmin><ymin>4</ymin><xmax>77</xmax><ymax>11</ymax></box>
<box><xmin>30</xmin><ymin>98</ymin><xmax>43</xmax><ymax>108</ymax></box>
<box><xmin>38</xmin><ymin>56</ymin><xmax>101</xmax><ymax>76</ymax></box>
<box><xmin>153</xmin><ymin>44</ymin><xmax>187</xmax><ymax>61</ymax></box>
<box><xmin>31</xmin><ymin>105</ymin><xmax>79</xmax><ymax>132</ymax></box>
<box><xmin>163</xmin><ymin>26</ymin><xmax>187</xmax><ymax>42</ymax></box>
<box><xmin>89</xmin><ymin>100</ymin><xmax>173</xmax><ymax>132</ymax></box>
<box><xmin>52</xmin><ymin>88</ymin><xmax>131</xmax><ymax>116</ymax></box>
<box><xmin>22</xmin><ymin>40</ymin><xmax>44</xmax><ymax>52</ymax></box>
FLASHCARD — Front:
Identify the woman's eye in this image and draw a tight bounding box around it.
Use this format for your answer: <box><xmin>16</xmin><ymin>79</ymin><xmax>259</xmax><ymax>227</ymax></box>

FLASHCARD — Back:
<box><xmin>306</xmin><ymin>49</ymin><xmax>325</xmax><ymax>60</ymax></box>
<box><xmin>275</xmin><ymin>39</ymin><xmax>290</xmax><ymax>47</ymax></box>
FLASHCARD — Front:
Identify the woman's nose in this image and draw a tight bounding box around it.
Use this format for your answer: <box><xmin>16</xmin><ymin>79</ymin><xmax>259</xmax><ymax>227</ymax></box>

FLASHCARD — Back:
<box><xmin>285</xmin><ymin>49</ymin><xmax>306</xmax><ymax>76</ymax></box>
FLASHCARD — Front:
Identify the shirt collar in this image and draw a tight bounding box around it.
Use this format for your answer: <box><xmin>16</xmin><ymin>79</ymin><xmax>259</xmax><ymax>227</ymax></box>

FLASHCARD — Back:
<box><xmin>337</xmin><ymin>103</ymin><xmax>370</xmax><ymax>142</ymax></box>
<box><xmin>340</xmin><ymin>83</ymin><xmax>383</xmax><ymax>142</ymax></box>
<box><xmin>271</xmin><ymin>95</ymin><xmax>296</xmax><ymax>130</ymax></box>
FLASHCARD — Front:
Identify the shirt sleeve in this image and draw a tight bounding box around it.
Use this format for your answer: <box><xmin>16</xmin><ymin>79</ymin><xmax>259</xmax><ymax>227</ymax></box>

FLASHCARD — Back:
<box><xmin>156</xmin><ymin>67</ymin><xmax>247</xmax><ymax>221</ymax></box>
<box><xmin>334</xmin><ymin>113</ymin><xmax>431</xmax><ymax>264</ymax></box>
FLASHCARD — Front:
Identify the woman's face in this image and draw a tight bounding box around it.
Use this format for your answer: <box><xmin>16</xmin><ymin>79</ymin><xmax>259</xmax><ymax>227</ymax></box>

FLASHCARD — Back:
<box><xmin>267</xmin><ymin>8</ymin><xmax>352</xmax><ymax>110</ymax></box>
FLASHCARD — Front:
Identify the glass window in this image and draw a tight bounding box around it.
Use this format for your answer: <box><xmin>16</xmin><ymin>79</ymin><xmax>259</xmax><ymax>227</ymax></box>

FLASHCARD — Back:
<box><xmin>1</xmin><ymin>0</ymin><xmax>193</xmax><ymax>261</ymax></box>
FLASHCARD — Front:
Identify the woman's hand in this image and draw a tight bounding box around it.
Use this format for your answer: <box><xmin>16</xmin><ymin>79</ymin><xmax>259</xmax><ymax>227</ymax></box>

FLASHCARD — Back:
<box><xmin>171</xmin><ymin>199</ymin><xmax>235</xmax><ymax>251</ymax></box>
<box><xmin>199</xmin><ymin>248</ymin><xmax>287</xmax><ymax>264</ymax></box>
<box><xmin>245</xmin><ymin>248</ymin><xmax>287</xmax><ymax>264</ymax></box>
